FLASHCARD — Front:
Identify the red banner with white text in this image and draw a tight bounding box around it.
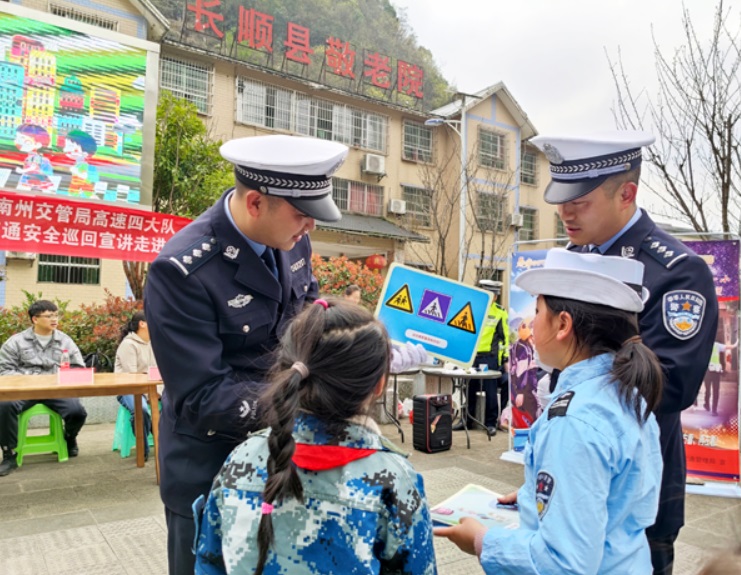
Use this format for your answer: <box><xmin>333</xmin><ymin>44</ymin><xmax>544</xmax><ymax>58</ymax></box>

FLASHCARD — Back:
<box><xmin>0</xmin><ymin>191</ymin><xmax>191</xmax><ymax>262</ymax></box>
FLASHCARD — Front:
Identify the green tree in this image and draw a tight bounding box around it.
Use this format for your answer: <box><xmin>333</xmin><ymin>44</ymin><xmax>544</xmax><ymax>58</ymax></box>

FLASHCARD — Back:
<box><xmin>123</xmin><ymin>93</ymin><xmax>233</xmax><ymax>300</ymax></box>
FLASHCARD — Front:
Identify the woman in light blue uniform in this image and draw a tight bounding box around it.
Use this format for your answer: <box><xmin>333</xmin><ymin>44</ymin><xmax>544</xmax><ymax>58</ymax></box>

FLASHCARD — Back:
<box><xmin>436</xmin><ymin>249</ymin><xmax>663</xmax><ymax>574</ymax></box>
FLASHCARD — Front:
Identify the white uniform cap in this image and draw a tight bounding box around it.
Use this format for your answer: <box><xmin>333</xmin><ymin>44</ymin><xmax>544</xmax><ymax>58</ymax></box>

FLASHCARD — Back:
<box><xmin>515</xmin><ymin>248</ymin><xmax>645</xmax><ymax>312</ymax></box>
<box><xmin>478</xmin><ymin>279</ymin><xmax>502</xmax><ymax>293</ymax></box>
<box><xmin>220</xmin><ymin>135</ymin><xmax>348</xmax><ymax>222</ymax></box>
<box><xmin>529</xmin><ymin>131</ymin><xmax>655</xmax><ymax>204</ymax></box>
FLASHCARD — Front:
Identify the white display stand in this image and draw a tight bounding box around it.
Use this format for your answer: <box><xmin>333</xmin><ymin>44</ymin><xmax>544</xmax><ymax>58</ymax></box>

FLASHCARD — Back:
<box><xmin>686</xmin><ymin>482</ymin><xmax>741</xmax><ymax>498</ymax></box>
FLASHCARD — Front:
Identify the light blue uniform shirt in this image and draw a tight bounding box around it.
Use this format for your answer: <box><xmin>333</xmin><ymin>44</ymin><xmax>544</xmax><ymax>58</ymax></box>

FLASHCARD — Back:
<box><xmin>481</xmin><ymin>354</ymin><xmax>662</xmax><ymax>574</ymax></box>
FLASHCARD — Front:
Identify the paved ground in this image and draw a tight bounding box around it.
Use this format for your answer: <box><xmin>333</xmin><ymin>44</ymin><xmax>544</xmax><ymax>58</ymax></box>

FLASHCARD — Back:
<box><xmin>0</xmin><ymin>419</ymin><xmax>738</xmax><ymax>574</ymax></box>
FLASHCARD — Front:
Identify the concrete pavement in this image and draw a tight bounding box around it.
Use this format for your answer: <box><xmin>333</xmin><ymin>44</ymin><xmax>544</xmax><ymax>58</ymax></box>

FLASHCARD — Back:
<box><xmin>0</xmin><ymin>418</ymin><xmax>738</xmax><ymax>574</ymax></box>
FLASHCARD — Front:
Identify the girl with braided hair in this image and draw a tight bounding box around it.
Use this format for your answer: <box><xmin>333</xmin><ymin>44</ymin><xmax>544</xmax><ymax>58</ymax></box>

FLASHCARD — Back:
<box><xmin>436</xmin><ymin>249</ymin><xmax>664</xmax><ymax>574</ymax></box>
<box><xmin>194</xmin><ymin>298</ymin><xmax>436</xmax><ymax>575</ymax></box>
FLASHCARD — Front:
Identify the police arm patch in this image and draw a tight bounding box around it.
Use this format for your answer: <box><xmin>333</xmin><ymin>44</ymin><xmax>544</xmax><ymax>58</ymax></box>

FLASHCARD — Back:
<box><xmin>662</xmin><ymin>290</ymin><xmax>706</xmax><ymax>340</ymax></box>
<box><xmin>536</xmin><ymin>471</ymin><xmax>555</xmax><ymax>520</ymax></box>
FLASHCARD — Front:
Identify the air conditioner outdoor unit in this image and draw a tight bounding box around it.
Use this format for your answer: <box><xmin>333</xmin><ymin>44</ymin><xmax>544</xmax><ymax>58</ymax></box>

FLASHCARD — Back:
<box><xmin>509</xmin><ymin>213</ymin><xmax>524</xmax><ymax>228</ymax></box>
<box><xmin>363</xmin><ymin>153</ymin><xmax>386</xmax><ymax>175</ymax></box>
<box><xmin>6</xmin><ymin>251</ymin><xmax>36</xmax><ymax>260</ymax></box>
<box><xmin>388</xmin><ymin>198</ymin><xmax>407</xmax><ymax>215</ymax></box>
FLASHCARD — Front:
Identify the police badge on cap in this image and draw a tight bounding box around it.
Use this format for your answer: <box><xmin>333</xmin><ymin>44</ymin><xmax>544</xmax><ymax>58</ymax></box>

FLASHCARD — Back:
<box><xmin>530</xmin><ymin>131</ymin><xmax>655</xmax><ymax>205</ymax></box>
<box><xmin>220</xmin><ymin>135</ymin><xmax>348</xmax><ymax>222</ymax></box>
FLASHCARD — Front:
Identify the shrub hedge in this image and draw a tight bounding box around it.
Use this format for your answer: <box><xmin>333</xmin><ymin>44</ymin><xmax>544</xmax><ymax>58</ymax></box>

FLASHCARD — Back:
<box><xmin>0</xmin><ymin>290</ymin><xmax>142</xmax><ymax>372</ymax></box>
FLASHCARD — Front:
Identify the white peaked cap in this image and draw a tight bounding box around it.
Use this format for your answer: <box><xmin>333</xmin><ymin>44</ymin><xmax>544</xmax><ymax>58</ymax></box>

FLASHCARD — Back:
<box><xmin>515</xmin><ymin>249</ymin><xmax>645</xmax><ymax>312</ymax></box>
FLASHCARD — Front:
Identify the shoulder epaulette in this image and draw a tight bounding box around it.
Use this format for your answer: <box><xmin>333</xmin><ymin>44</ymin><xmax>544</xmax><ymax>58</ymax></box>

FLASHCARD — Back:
<box><xmin>548</xmin><ymin>390</ymin><xmax>575</xmax><ymax>420</ymax></box>
<box><xmin>642</xmin><ymin>236</ymin><xmax>689</xmax><ymax>270</ymax></box>
<box><xmin>167</xmin><ymin>236</ymin><xmax>220</xmax><ymax>277</ymax></box>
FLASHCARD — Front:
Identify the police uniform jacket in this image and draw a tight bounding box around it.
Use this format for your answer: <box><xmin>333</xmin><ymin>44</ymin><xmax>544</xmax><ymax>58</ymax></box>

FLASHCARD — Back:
<box><xmin>572</xmin><ymin>208</ymin><xmax>718</xmax><ymax>538</ymax></box>
<box><xmin>194</xmin><ymin>413</ymin><xmax>437</xmax><ymax>574</ymax></box>
<box><xmin>144</xmin><ymin>189</ymin><xmax>318</xmax><ymax>517</ymax></box>
<box><xmin>480</xmin><ymin>354</ymin><xmax>662</xmax><ymax>574</ymax></box>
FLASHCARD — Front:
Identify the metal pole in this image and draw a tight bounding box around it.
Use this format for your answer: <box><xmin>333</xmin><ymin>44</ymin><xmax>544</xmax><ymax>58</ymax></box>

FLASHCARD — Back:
<box><xmin>458</xmin><ymin>100</ymin><xmax>467</xmax><ymax>282</ymax></box>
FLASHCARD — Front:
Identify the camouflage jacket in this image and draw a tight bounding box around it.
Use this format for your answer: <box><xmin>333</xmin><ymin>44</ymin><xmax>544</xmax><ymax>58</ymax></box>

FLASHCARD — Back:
<box><xmin>195</xmin><ymin>413</ymin><xmax>437</xmax><ymax>574</ymax></box>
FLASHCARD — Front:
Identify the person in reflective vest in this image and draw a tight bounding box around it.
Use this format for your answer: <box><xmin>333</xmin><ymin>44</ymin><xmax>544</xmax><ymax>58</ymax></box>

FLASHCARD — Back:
<box><xmin>453</xmin><ymin>280</ymin><xmax>509</xmax><ymax>436</ymax></box>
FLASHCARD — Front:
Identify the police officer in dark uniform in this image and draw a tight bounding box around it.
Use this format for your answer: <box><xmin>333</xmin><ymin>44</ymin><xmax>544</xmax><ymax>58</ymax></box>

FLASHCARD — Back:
<box><xmin>144</xmin><ymin>135</ymin><xmax>348</xmax><ymax>575</ymax></box>
<box><xmin>531</xmin><ymin>131</ymin><xmax>718</xmax><ymax>575</ymax></box>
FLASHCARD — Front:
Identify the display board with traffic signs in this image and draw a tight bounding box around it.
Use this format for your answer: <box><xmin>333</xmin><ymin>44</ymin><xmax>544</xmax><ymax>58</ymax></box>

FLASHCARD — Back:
<box><xmin>375</xmin><ymin>263</ymin><xmax>493</xmax><ymax>367</ymax></box>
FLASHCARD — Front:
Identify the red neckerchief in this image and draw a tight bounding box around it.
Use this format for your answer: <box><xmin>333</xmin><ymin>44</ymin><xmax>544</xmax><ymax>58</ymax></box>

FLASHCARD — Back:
<box><xmin>292</xmin><ymin>443</ymin><xmax>377</xmax><ymax>471</ymax></box>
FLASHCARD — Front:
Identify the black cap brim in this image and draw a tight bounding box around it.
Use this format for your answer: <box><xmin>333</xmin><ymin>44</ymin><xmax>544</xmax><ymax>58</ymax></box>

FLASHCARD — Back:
<box><xmin>544</xmin><ymin>174</ymin><xmax>610</xmax><ymax>205</ymax></box>
<box><xmin>284</xmin><ymin>193</ymin><xmax>342</xmax><ymax>222</ymax></box>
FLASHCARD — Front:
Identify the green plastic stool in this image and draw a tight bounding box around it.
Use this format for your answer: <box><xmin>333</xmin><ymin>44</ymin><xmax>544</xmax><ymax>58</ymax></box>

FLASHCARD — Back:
<box><xmin>16</xmin><ymin>404</ymin><xmax>69</xmax><ymax>466</ymax></box>
<box><xmin>112</xmin><ymin>404</ymin><xmax>153</xmax><ymax>459</ymax></box>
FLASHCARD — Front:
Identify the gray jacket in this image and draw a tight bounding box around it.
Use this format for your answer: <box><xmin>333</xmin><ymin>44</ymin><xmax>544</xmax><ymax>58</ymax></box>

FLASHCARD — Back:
<box><xmin>0</xmin><ymin>327</ymin><xmax>84</xmax><ymax>375</ymax></box>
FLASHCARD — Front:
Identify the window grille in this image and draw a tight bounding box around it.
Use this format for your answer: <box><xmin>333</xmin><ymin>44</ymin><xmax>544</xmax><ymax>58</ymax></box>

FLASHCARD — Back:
<box><xmin>37</xmin><ymin>254</ymin><xmax>100</xmax><ymax>285</ymax></box>
<box><xmin>402</xmin><ymin>121</ymin><xmax>432</xmax><ymax>162</ymax></box>
<box><xmin>521</xmin><ymin>145</ymin><xmax>537</xmax><ymax>185</ymax></box>
<box><xmin>160</xmin><ymin>57</ymin><xmax>213</xmax><ymax>115</ymax></box>
<box><xmin>477</xmin><ymin>192</ymin><xmax>505</xmax><ymax>233</ymax></box>
<box><xmin>332</xmin><ymin>178</ymin><xmax>384</xmax><ymax>216</ymax></box>
<box><xmin>479</xmin><ymin>128</ymin><xmax>506</xmax><ymax>170</ymax></box>
<box><xmin>402</xmin><ymin>185</ymin><xmax>432</xmax><ymax>227</ymax></box>
<box><xmin>237</xmin><ymin>78</ymin><xmax>387</xmax><ymax>153</ymax></box>
<box><xmin>519</xmin><ymin>207</ymin><xmax>538</xmax><ymax>241</ymax></box>
<box><xmin>50</xmin><ymin>4</ymin><xmax>118</xmax><ymax>31</ymax></box>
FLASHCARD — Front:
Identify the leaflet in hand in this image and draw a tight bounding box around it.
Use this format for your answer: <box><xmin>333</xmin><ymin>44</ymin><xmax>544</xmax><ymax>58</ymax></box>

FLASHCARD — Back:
<box><xmin>431</xmin><ymin>483</ymin><xmax>520</xmax><ymax>530</ymax></box>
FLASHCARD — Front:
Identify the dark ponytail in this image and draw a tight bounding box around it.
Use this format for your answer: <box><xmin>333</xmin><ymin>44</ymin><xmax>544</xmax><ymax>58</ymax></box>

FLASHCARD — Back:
<box><xmin>118</xmin><ymin>311</ymin><xmax>145</xmax><ymax>345</ymax></box>
<box><xmin>543</xmin><ymin>296</ymin><xmax>662</xmax><ymax>422</ymax></box>
<box><xmin>254</xmin><ymin>298</ymin><xmax>390</xmax><ymax>574</ymax></box>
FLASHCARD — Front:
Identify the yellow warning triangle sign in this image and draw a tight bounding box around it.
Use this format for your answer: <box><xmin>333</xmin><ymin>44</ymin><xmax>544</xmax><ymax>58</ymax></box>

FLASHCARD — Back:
<box><xmin>447</xmin><ymin>302</ymin><xmax>476</xmax><ymax>333</ymax></box>
<box><xmin>385</xmin><ymin>284</ymin><xmax>413</xmax><ymax>313</ymax></box>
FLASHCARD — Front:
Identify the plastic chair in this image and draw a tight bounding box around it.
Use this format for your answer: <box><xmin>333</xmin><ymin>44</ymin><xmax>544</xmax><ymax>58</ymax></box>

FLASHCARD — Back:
<box><xmin>112</xmin><ymin>404</ymin><xmax>153</xmax><ymax>458</ymax></box>
<box><xmin>16</xmin><ymin>404</ymin><xmax>69</xmax><ymax>466</ymax></box>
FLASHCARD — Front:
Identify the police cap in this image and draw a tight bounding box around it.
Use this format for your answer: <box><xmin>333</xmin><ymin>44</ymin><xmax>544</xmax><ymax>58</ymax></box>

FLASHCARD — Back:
<box><xmin>220</xmin><ymin>135</ymin><xmax>348</xmax><ymax>222</ymax></box>
<box><xmin>530</xmin><ymin>131</ymin><xmax>655</xmax><ymax>205</ymax></box>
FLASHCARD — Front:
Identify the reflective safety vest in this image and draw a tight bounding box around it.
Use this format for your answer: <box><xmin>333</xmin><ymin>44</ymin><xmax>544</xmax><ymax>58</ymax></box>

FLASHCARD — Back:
<box><xmin>477</xmin><ymin>301</ymin><xmax>509</xmax><ymax>362</ymax></box>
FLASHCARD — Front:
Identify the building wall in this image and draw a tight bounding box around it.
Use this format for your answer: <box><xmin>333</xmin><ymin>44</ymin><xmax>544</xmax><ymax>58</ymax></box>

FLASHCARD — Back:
<box><xmin>3</xmin><ymin>257</ymin><xmax>128</xmax><ymax>308</ymax></box>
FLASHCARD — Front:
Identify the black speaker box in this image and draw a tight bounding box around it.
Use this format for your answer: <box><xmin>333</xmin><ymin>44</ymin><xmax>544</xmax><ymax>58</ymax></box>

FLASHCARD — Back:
<box><xmin>412</xmin><ymin>394</ymin><xmax>453</xmax><ymax>453</ymax></box>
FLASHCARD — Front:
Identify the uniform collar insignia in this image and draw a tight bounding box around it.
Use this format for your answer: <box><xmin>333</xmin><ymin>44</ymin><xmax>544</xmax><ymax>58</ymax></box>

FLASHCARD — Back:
<box><xmin>621</xmin><ymin>246</ymin><xmax>635</xmax><ymax>258</ymax></box>
<box><xmin>224</xmin><ymin>246</ymin><xmax>240</xmax><ymax>259</ymax></box>
<box><xmin>228</xmin><ymin>294</ymin><xmax>253</xmax><ymax>308</ymax></box>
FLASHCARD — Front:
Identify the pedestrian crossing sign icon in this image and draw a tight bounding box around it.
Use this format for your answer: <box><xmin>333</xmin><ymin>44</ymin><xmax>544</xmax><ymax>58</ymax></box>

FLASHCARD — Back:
<box><xmin>448</xmin><ymin>302</ymin><xmax>476</xmax><ymax>333</ymax></box>
<box><xmin>418</xmin><ymin>290</ymin><xmax>452</xmax><ymax>323</ymax></box>
<box><xmin>385</xmin><ymin>284</ymin><xmax>413</xmax><ymax>313</ymax></box>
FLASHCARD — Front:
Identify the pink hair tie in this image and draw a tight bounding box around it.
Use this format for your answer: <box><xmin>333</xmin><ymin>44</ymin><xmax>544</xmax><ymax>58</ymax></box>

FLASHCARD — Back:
<box><xmin>314</xmin><ymin>299</ymin><xmax>329</xmax><ymax>309</ymax></box>
<box><xmin>261</xmin><ymin>502</ymin><xmax>274</xmax><ymax>515</ymax></box>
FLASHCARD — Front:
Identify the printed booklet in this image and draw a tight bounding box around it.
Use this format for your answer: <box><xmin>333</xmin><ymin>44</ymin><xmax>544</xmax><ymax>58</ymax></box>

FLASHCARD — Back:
<box><xmin>430</xmin><ymin>483</ymin><xmax>520</xmax><ymax>530</ymax></box>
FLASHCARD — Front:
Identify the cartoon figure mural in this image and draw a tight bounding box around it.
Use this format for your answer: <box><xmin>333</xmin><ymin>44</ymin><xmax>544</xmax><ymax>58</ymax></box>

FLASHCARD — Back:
<box><xmin>509</xmin><ymin>315</ymin><xmax>539</xmax><ymax>428</ymax></box>
<box><xmin>63</xmin><ymin>130</ymin><xmax>98</xmax><ymax>197</ymax></box>
<box><xmin>0</xmin><ymin>9</ymin><xmax>156</xmax><ymax>205</ymax></box>
<box><xmin>14</xmin><ymin>124</ymin><xmax>53</xmax><ymax>191</ymax></box>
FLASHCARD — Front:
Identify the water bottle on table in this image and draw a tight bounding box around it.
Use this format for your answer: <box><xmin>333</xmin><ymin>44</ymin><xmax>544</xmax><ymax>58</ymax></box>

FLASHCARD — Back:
<box><xmin>60</xmin><ymin>349</ymin><xmax>70</xmax><ymax>370</ymax></box>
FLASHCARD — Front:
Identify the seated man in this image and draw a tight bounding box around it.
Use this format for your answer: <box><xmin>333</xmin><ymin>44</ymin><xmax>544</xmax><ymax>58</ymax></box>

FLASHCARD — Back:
<box><xmin>0</xmin><ymin>300</ymin><xmax>87</xmax><ymax>476</ymax></box>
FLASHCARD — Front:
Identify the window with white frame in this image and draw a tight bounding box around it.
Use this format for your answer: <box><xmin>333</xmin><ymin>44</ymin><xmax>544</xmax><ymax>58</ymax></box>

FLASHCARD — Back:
<box><xmin>479</xmin><ymin>128</ymin><xmax>506</xmax><ymax>170</ymax></box>
<box><xmin>37</xmin><ymin>255</ymin><xmax>100</xmax><ymax>285</ymax></box>
<box><xmin>477</xmin><ymin>191</ymin><xmax>505</xmax><ymax>233</ymax></box>
<box><xmin>402</xmin><ymin>185</ymin><xmax>432</xmax><ymax>227</ymax></box>
<box><xmin>402</xmin><ymin>121</ymin><xmax>432</xmax><ymax>162</ymax></box>
<box><xmin>521</xmin><ymin>145</ymin><xmax>538</xmax><ymax>185</ymax></box>
<box><xmin>237</xmin><ymin>78</ymin><xmax>388</xmax><ymax>153</ymax></box>
<box><xmin>160</xmin><ymin>57</ymin><xmax>213</xmax><ymax>115</ymax></box>
<box><xmin>332</xmin><ymin>178</ymin><xmax>384</xmax><ymax>216</ymax></box>
<box><xmin>520</xmin><ymin>207</ymin><xmax>538</xmax><ymax>241</ymax></box>
<box><xmin>476</xmin><ymin>267</ymin><xmax>504</xmax><ymax>283</ymax></box>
